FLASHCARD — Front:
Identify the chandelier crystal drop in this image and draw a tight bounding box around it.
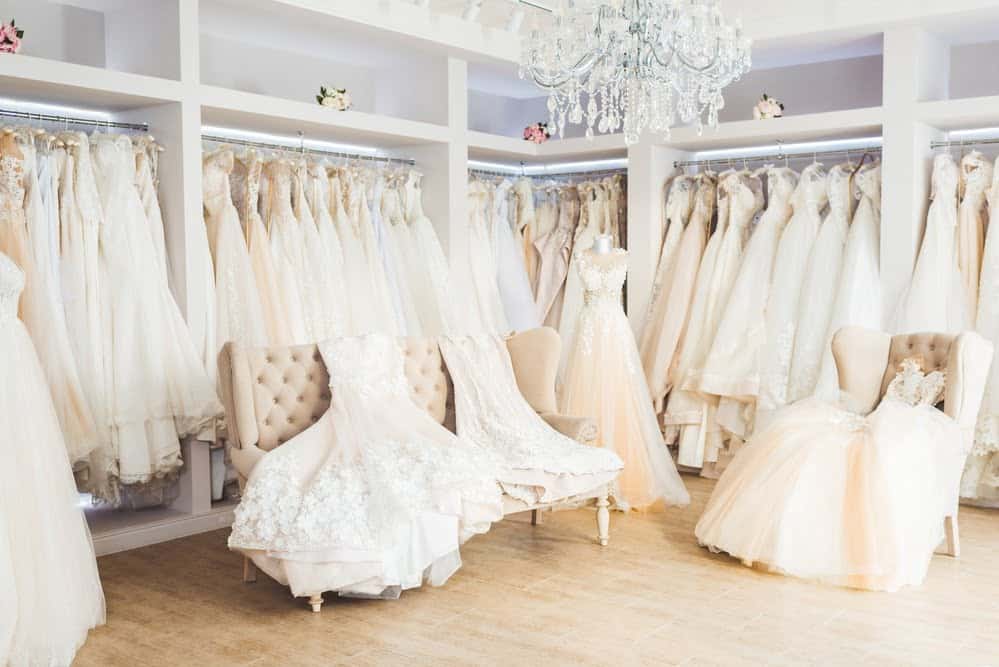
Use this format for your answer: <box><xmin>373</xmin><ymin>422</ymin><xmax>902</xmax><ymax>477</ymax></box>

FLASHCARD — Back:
<box><xmin>519</xmin><ymin>0</ymin><xmax>752</xmax><ymax>145</ymax></box>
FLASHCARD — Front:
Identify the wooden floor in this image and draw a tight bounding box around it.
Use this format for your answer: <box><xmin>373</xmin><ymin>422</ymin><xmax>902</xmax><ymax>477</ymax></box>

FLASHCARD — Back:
<box><xmin>76</xmin><ymin>476</ymin><xmax>998</xmax><ymax>666</ymax></box>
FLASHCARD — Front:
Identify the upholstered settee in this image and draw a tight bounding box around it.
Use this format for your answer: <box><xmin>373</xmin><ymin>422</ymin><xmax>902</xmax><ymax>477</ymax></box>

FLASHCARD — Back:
<box><xmin>831</xmin><ymin>327</ymin><xmax>994</xmax><ymax>558</ymax></box>
<box><xmin>217</xmin><ymin>327</ymin><xmax>613</xmax><ymax>611</ymax></box>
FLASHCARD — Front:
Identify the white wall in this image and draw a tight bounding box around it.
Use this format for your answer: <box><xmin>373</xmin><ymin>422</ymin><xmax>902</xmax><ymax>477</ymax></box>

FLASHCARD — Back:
<box><xmin>6</xmin><ymin>0</ymin><xmax>105</xmax><ymax>67</ymax></box>
<box><xmin>951</xmin><ymin>40</ymin><xmax>999</xmax><ymax>99</ymax></box>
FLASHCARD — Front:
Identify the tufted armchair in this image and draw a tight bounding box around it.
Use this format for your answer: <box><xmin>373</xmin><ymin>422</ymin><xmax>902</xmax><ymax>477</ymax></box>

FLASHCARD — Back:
<box><xmin>831</xmin><ymin>327</ymin><xmax>994</xmax><ymax>558</ymax></box>
<box><xmin>217</xmin><ymin>328</ymin><xmax>612</xmax><ymax>608</ymax></box>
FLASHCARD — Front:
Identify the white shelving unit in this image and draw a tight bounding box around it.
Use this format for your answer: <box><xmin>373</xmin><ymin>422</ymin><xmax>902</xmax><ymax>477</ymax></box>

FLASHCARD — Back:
<box><xmin>6</xmin><ymin>0</ymin><xmax>999</xmax><ymax>555</ymax></box>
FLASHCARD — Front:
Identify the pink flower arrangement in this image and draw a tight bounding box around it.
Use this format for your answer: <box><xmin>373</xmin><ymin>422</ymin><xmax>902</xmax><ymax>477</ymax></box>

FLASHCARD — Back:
<box><xmin>523</xmin><ymin>122</ymin><xmax>551</xmax><ymax>144</ymax></box>
<box><xmin>0</xmin><ymin>19</ymin><xmax>24</xmax><ymax>54</ymax></box>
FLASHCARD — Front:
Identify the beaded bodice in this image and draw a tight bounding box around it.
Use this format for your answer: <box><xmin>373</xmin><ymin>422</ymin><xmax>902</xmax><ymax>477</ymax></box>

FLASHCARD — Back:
<box><xmin>763</xmin><ymin>167</ymin><xmax>798</xmax><ymax>223</ymax></box>
<box><xmin>931</xmin><ymin>154</ymin><xmax>959</xmax><ymax>206</ymax></box>
<box><xmin>0</xmin><ymin>251</ymin><xmax>23</xmax><ymax>324</ymax></box>
<box><xmin>856</xmin><ymin>163</ymin><xmax>881</xmax><ymax>208</ymax></box>
<box><xmin>665</xmin><ymin>175</ymin><xmax>695</xmax><ymax>227</ymax></box>
<box><xmin>960</xmin><ymin>151</ymin><xmax>993</xmax><ymax>205</ymax></box>
<box><xmin>796</xmin><ymin>163</ymin><xmax>829</xmax><ymax>214</ymax></box>
<box><xmin>826</xmin><ymin>163</ymin><xmax>854</xmax><ymax>223</ymax></box>
<box><xmin>320</xmin><ymin>334</ymin><xmax>409</xmax><ymax>402</ymax></box>
<box><xmin>577</xmin><ymin>248</ymin><xmax>627</xmax><ymax>308</ymax></box>
<box><xmin>202</xmin><ymin>149</ymin><xmax>235</xmax><ymax>219</ymax></box>
<box><xmin>885</xmin><ymin>357</ymin><xmax>946</xmax><ymax>408</ymax></box>
<box><xmin>0</xmin><ymin>154</ymin><xmax>25</xmax><ymax>218</ymax></box>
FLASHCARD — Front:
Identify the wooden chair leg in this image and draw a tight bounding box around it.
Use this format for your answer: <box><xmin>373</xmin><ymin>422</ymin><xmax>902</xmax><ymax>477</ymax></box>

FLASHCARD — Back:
<box><xmin>944</xmin><ymin>514</ymin><xmax>960</xmax><ymax>557</ymax></box>
<box><xmin>242</xmin><ymin>556</ymin><xmax>257</xmax><ymax>583</ymax></box>
<box><xmin>308</xmin><ymin>593</ymin><xmax>324</xmax><ymax>613</ymax></box>
<box><xmin>531</xmin><ymin>509</ymin><xmax>543</xmax><ymax>525</ymax></box>
<box><xmin>596</xmin><ymin>494</ymin><xmax>610</xmax><ymax>546</ymax></box>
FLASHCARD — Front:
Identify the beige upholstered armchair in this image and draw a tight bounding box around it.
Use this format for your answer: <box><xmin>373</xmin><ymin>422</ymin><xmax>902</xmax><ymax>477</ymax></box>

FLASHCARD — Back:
<box><xmin>831</xmin><ymin>327</ymin><xmax>994</xmax><ymax>558</ymax></box>
<box><xmin>217</xmin><ymin>328</ymin><xmax>612</xmax><ymax>609</ymax></box>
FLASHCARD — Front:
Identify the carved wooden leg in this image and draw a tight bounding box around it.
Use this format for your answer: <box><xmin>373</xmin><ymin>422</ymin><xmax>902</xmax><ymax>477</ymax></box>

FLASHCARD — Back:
<box><xmin>308</xmin><ymin>593</ymin><xmax>324</xmax><ymax>613</ymax></box>
<box><xmin>242</xmin><ymin>556</ymin><xmax>257</xmax><ymax>583</ymax></box>
<box><xmin>596</xmin><ymin>494</ymin><xmax>610</xmax><ymax>546</ymax></box>
<box><xmin>531</xmin><ymin>509</ymin><xmax>543</xmax><ymax>525</ymax></box>
<box><xmin>944</xmin><ymin>514</ymin><xmax>960</xmax><ymax>557</ymax></box>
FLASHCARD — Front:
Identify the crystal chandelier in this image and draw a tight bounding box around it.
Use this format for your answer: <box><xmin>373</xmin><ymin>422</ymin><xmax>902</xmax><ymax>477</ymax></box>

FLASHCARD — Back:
<box><xmin>519</xmin><ymin>0</ymin><xmax>752</xmax><ymax>145</ymax></box>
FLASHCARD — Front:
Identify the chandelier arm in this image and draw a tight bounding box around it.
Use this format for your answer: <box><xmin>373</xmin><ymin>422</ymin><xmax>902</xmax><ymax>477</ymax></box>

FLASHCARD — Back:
<box><xmin>528</xmin><ymin>47</ymin><xmax>608</xmax><ymax>89</ymax></box>
<box><xmin>672</xmin><ymin>37</ymin><xmax>725</xmax><ymax>74</ymax></box>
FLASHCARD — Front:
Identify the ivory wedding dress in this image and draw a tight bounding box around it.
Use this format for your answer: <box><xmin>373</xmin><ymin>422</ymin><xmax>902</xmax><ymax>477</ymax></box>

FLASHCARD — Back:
<box><xmin>696</xmin><ymin>358</ymin><xmax>964</xmax><ymax>592</ymax></box>
<box><xmin>957</xmin><ymin>151</ymin><xmax>991</xmax><ymax>320</ymax></box>
<box><xmin>755</xmin><ymin>163</ymin><xmax>828</xmax><ymax>430</ymax></box>
<box><xmin>229</xmin><ymin>334</ymin><xmax>504</xmax><ymax>599</ymax></box>
<box><xmin>492</xmin><ymin>179</ymin><xmax>541</xmax><ymax>331</ymax></box>
<box><xmin>535</xmin><ymin>186</ymin><xmax>578</xmax><ymax>328</ymax></box>
<box><xmin>135</xmin><ymin>139</ymin><xmax>171</xmax><ymax>287</ymax></box>
<box><xmin>263</xmin><ymin>160</ymin><xmax>311</xmax><ymax>343</ymax></box>
<box><xmin>787</xmin><ymin>163</ymin><xmax>855</xmax><ymax>403</ymax></box>
<box><xmin>371</xmin><ymin>176</ymin><xmax>414</xmax><ymax>335</ymax></box>
<box><xmin>641</xmin><ymin>173</ymin><xmax>713</xmax><ymax>415</ymax></box>
<box><xmin>559</xmin><ymin>248</ymin><xmax>690</xmax><ymax>510</ymax></box>
<box><xmin>457</xmin><ymin>181</ymin><xmax>509</xmax><ymax>334</ymax></box>
<box><xmin>402</xmin><ymin>171</ymin><xmax>454</xmax><ymax>335</ymax></box>
<box><xmin>700</xmin><ymin>167</ymin><xmax>798</xmax><ymax>440</ymax></box>
<box><xmin>294</xmin><ymin>161</ymin><xmax>345</xmax><ymax>340</ymax></box>
<box><xmin>441</xmin><ymin>334</ymin><xmax>623</xmax><ymax>504</ymax></box>
<box><xmin>963</xmin><ymin>155</ymin><xmax>999</xmax><ymax>504</ymax></box>
<box><xmin>303</xmin><ymin>161</ymin><xmax>350</xmax><ymax>337</ymax></box>
<box><xmin>513</xmin><ymin>177</ymin><xmax>539</xmax><ymax>289</ymax></box>
<box><xmin>0</xmin><ymin>251</ymin><xmax>105</xmax><ymax>667</ymax></box>
<box><xmin>893</xmin><ymin>153</ymin><xmax>969</xmax><ymax>334</ymax></box>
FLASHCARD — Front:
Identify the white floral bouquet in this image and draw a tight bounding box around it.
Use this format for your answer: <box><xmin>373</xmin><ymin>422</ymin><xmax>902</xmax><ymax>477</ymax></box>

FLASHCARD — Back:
<box><xmin>753</xmin><ymin>93</ymin><xmax>784</xmax><ymax>120</ymax></box>
<box><xmin>316</xmin><ymin>86</ymin><xmax>352</xmax><ymax>111</ymax></box>
<box><xmin>0</xmin><ymin>18</ymin><xmax>24</xmax><ymax>54</ymax></box>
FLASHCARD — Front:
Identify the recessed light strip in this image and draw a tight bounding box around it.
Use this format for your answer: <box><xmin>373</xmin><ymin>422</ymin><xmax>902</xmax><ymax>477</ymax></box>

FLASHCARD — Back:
<box><xmin>201</xmin><ymin>125</ymin><xmax>380</xmax><ymax>155</ymax></box>
<box><xmin>468</xmin><ymin>157</ymin><xmax>628</xmax><ymax>176</ymax></box>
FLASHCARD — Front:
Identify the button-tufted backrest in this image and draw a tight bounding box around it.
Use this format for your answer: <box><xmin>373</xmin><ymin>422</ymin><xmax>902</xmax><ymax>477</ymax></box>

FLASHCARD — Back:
<box><xmin>879</xmin><ymin>332</ymin><xmax>955</xmax><ymax>399</ymax></box>
<box><xmin>399</xmin><ymin>337</ymin><xmax>450</xmax><ymax>424</ymax></box>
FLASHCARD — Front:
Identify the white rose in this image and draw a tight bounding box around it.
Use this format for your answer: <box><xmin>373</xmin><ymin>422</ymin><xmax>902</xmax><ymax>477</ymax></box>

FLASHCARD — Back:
<box><xmin>321</xmin><ymin>96</ymin><xmax>336</xmax><ymax>107</ymax></box>
<box><xmin>753</xmin><ymin>105</ymin><xmax>762</xmax><ymax>120</ymax></box>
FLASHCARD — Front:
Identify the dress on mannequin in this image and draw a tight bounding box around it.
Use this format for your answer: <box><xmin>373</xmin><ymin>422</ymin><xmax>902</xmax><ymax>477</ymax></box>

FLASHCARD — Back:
<box><xmin>957</xmin><ymin>151</ymin><xmax>991</xmax><ymax>321</ymax></box>
<box><xmin>641</xmin><ymin>173</ymin><xmax>713</xmax><ymax>415</ymax></box>
<box><xmin>754</xmin><ymin>163</ymin><xmax>828</xmax><ymax>432</ymax></box>
<box><xmin>559</xmin><ymin>244</ymin><xmax>690</xmax><ymax>510</ymax></box>
<box><xmin>696</xmin><ymin>358</ymin><xmax>964</xmax><ymax>592</ymax></box>
<box><xmin>699</xmin><ymin>167</ymin><xmax>798</xmax><ymax>440</ymax></box>
<box><xmin>893</xmin><ymin>153</ymin><xmax>969</xmax><ymax>334</ymax></box>
<box><xmin>229</xmin><ymin>334</ymin><xmax>504</xmax><ymax>599</ymax></box>
<box><xmin>787</xmin><ymin>163</ymin><xmax>855</xmax><ymax>403</ymax></box>
<box><xmin>0</xmin><ymin>251</ymin><xmax>105</xmax><ymax>667</ymax></box>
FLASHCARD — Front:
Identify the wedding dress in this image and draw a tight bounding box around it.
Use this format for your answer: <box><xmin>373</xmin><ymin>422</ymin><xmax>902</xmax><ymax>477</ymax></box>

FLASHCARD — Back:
<box><xmin>755</xmin><ymin>163</ymin><xmax>829</xmax><ymax>431</ymax></box>
<box><xmin>402</xmin><ymin>170</ymin><xmax>454</xmax><ymax>335</ymax></box>
<box><xmin>787</xmin><ymin>163</ymin><xmax>855</xmax><ymax>403</ymax></box>
<box><xmin>440</xmin><ymin>334</ymin><xmax>623</xmax><ymax>505</ymax></box>
<box><xmin>263</xmin><ymin>160</ymin><xmax>312</xmax><ymax>343</ymax></box>
<box><xmin>135</xmin><ymin>138</ymin><xmax>171</xmax><ymax>287</ymax></box>
<box><xmin>696</xmin><ymin>358</ymin><xmax>964</xmax><ymax>592</ymax></box>
<box><xmin>534</xmin><ymin>185</ymin><xmax>578</xmax><ymax>328</ymax></box>
<box><xmin>699</xmin><ymin>167</ymin><xmax>798</xmax><ymax>440</ymax></box>
<box><xmin>963</xmin><ymin>155</ymin><xmax>999</xmax><ymax>504</ymax></box>
<box><xmin>370</xmin><ymin>176</ymin><xmax>413</xmax><ymax>334</ymax></box>
<box><xmin>0</xmin><ymin>251</ymin><xmax>105</xmax><ymax>666</ymax></box>
<box><xmin>91</xmin><ymin>133</ymin><xmax>220</xmax><ymax>500</ymax></box>
<box><xmin>957</xmin><ymin>151</ymin><xmax>991</xmax><ymax>320</ymax></box>
<box><xmin>229</xmin><ymin>334</ymin><xmax>504</xmax><ymax>599</ymax></box>
<box><xmin>641</xmin><ymin>173</ymin><xmax>713</xmax><ymax>415</ymax></box>
<box><xmin>0</xmin><ymin>136</ymin><xmax>96</xmax><ymax>466</ymax></box>
<box><xmin>202</xmin><ymin>148</ymin><xmax>268</xmax><ymax>351</ymax></box>
<box><xmin>513</xmin><ymin>177</ymin><xmax>539</xmax><ymax>289</ymax></box>
<box><xmin>293</xmin><ymin>161</ymin><xmax>344</xmax><ymax>340</ymax></box>
<box><xmin>893</xmin><ymin>153</ymin><xmax>969</xmax><ymax>334</ymax></box>
<box><xmin>231</xmin><ymin>152</ymin><xmax>294</xmax><ymax>344</ymax></box>
<box><xmin>559</xmin><ymin>248</ymin><xmax>690</xmax><ymax>510</ymax></box>
<box><xmin>349</xmin><ymin>169</ymin><xmax>401</xmax><ymax>334</ymax></box>
<box><xmin>305</xmin><ymin>161</ymin><xmax>351</xmax><ymax>336</ymax></box>
<box><xmin>491</xmin><ymin>179</ymin><xmax>541</xmax><ymax>331</ymax></box>
<box><xmin>457</xmin><ymin>181</ymin><xmax>509</xmax><ymax>334</ymax></box>
<box><xmin>815</xmin><ymin>163</ymin><xmax>883</xmax><ymax>401</ymax></box>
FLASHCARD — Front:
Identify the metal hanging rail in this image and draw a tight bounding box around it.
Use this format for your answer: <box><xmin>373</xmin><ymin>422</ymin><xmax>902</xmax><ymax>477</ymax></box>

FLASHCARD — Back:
<box><xmin>931</xmin><ymin>137</ymin><xmax>999</xmax><ymax>149</ymax></box>
<box><xmin>674</xmin><ymin>144</ymin><xmax>882</xmax><ymax>170</ymax></box>
<box><xmin>468</xmin><ymin>166</ymin><xmax>628</xmax><ymax>180</ymax></box>
<box><xmin>0</xmin><ymin>107</ymin><xmax>148</xmax><ymax>131</ymax></box>
<box><xmin>201</xmin><ymin>134</ymin><xmax>415</xmax><ymax>165</ymax></box>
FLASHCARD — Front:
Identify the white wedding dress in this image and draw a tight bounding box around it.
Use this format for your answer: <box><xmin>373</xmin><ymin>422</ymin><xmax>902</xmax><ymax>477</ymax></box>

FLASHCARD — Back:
<box><xmin>755</xmin><ymin>163</ymin><xmax>828</xmax><ymax>431</ymax></box>
<box><xmin>893</xmin><ymin>153</ymin><xmax>970</xmax><ymax>334</ymax></box>
<box><xmin>402</xmin><ymin>171</ymin><xmax>454</xmax><ymax>335</ymax></box>
<box><xmin>440</xmin><ymin>334</ymin><xmax>623</xmax><ymax>505</ymax></box>
<box><xmin>957</xmin><ymin>152</ymin><xmax>991</xmax><ymax>321</ymax></box>
<box><xmin>229</xmin><ymin>334</ymin><xmax>503</xmax><ymax>599</ymax></box>
<box><xmin>787</xmin><ymin>163</ymin><xmax>855</xmax><ymax>403</ymax></box>
<box><xmin>0</xmin><ymin>251</ymin><xmax>105</xmax><ymax>666</ymax></box>
<box><xmin>559</xmin><ymin>249</ymin><xmax>690</xmax><ymax>510</ymax></box>
<box><xmin>456</xmin><ymin>181</ymin><xmax>509</xmax><ymax>334</ymax></box>
<box><xmin>491</xmin><ymin>180</ymin><xmax>541</xmax><ymax>331</ymax></box>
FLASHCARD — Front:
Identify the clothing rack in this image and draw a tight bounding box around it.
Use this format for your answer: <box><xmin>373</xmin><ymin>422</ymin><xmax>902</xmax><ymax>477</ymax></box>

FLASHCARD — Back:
<box><xmin>0</xmin><ymin>107</ymin><xmax>148</xmax><ymax>132</ymax></box>
<box><xmin>468</xmin><ymin>167</ymin><xmax>628</xmax><ymax>181</ymax></box>
<box><xmin>201</xmin><ymin>134</ymin><xmax>415</xmax><ymax>165</ymax></box>
<box><xmin>674</xmin><ymin>144</ymin><xmax>882</xmax><ymax>170</ymax></box>
<box><xmin>930</xmin><ymin>137</ymin><xmax>999</xmax><ymax>149</ymax></box>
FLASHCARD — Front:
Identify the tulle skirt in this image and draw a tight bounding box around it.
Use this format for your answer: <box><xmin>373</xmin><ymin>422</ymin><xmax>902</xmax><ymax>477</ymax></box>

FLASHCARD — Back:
<box><xmin>560</xmin><ymin>302</ymin><xmax>690</xmax><ymax>510</ymax></box>
<box><xmin>0</xmin><ymin>320</ymin><xmax>105</xmax><ymax>666</ymax></box>
<box><xmin>696</xmin><ymin>398</ymin><xmax>961</xmax><ymax>591</ymax></box>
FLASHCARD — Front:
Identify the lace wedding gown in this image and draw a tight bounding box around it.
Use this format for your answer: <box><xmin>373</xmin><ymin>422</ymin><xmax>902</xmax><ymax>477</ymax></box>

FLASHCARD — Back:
<box><xmin>492</xmin><ymin>179</ymin><xmax>541</xmax><ymax>331</ymax></box>
<box><xmin>559</xmin><ymin>249</ymin><xmax>690</xmax><ymax>510</ymax></box>
<box><xmin>299</xmin><ymin>161</ymin><xmax>349</xmax><ymax>338</ymax></box>
<box><xmin>699</xmin><ymin>167</ymin><xmax>797</xmax><ymax>440</ymax></box>
<box><xmin>380</xmin><ymin>178</ymin><xmax>424</xmax><ymax>336</ymax></box>
<box><xmin>957</xmin><ymin>151</ymin><xmax>991</xmax><ymax>320</ymax></box>
<box><xmin>402</xmin><ymin>171</ymin><xmax>454</xmax><ymax>335</ymax></box>
<box><xmin>440</xmin><ymin>334</ymin><xmax>623</xmax><ymax>505</ymax></box>
<box><xmin>963</xmin><ymin>155</ymin><xmax>999</xmax><ymax>504</ymax></box>
<box><xmin>641</xmin><ymin>173</ymin><xmax>713</xmax><ymax>415</ymax></box>
<box><xmin>535</xmin><ymin>185</ymin><xmax>578</xmax><ymax>328</ymax></box>
<box><xmin>457</xmin><ymin>181</ymin><xmax>509</xmax><ymax>334</ymax></box>
<box><xmin>893</xmin><ymin>153</ymin><xmax>970</xmax><ymax>334</ymax></box>
<box><xmin>787</xmin><ymin>163</ymin><xmax>855</xmax><ymax>403</ymax></box>
<box><xmin>755</xmin><ymin>163</ymin><xmax>828</xmax><ymax>431</ymax></box>
<box><xmin>696</xmin><ymin>358</ymin><xmax>963</xmax><ymax>592</ymax></box>
<box><xmin>0</xmin><ymin>251</ymin><xmax>106</xmax><ymax>666</ymax></box>
<box><xmin>229</xmin><ymin>334</ymin><xmax>503</xmax><ymax>599</ymax></box>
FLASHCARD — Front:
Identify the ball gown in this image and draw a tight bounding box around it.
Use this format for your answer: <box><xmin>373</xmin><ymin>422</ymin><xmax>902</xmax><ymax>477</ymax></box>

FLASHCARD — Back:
<box><xmin>559</xmin><ymin>248</ymin><xmax>690</xmax><ymax>510</ymax></box>
<box><xmin>696</xmin><ymin>358</ymin><xmax>964</xmax><ymax>592</ymax></box>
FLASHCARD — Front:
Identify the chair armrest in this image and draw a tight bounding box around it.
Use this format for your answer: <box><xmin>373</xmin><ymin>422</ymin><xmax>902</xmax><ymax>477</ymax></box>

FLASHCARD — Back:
<box><xmin>540</xmin><ymin>412</ymin><xmax>598</xmax><ymax>446</ymax></box>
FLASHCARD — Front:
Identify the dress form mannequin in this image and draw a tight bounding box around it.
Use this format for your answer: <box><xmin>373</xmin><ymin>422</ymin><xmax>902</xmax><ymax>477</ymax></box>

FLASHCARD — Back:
<box><xmin>591</xmin><ymin>233</ymin><xmax>614</xmax><ymax>255</ymax></box>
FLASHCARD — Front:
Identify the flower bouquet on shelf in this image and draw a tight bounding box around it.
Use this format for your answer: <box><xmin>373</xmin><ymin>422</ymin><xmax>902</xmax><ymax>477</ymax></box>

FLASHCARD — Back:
<box><xmin>753</xmin><ymin>93</ymin><xmax>784</xmax><ymax>120</ymax></box>
<box><xmin>316</xmin><ymin>86</ymin><xmax>352</xmax><ymax>111</ymax></box>
<box><xmin>0</xmin><ymin>19</ymin><xmax>24</xmax><ymax>54</ymax></box>
<box><xmin>523</xmin><ymin>121</ymin><xmax>551</xmax><ymax>144</ymax></box>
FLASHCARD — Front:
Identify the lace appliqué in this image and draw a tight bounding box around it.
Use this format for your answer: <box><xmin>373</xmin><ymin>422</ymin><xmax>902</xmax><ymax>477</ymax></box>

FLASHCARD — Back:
<box><xmin>885</xmin><ymin>357</ymin><xmax>946</xmax><ymax>407</ymax></box>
